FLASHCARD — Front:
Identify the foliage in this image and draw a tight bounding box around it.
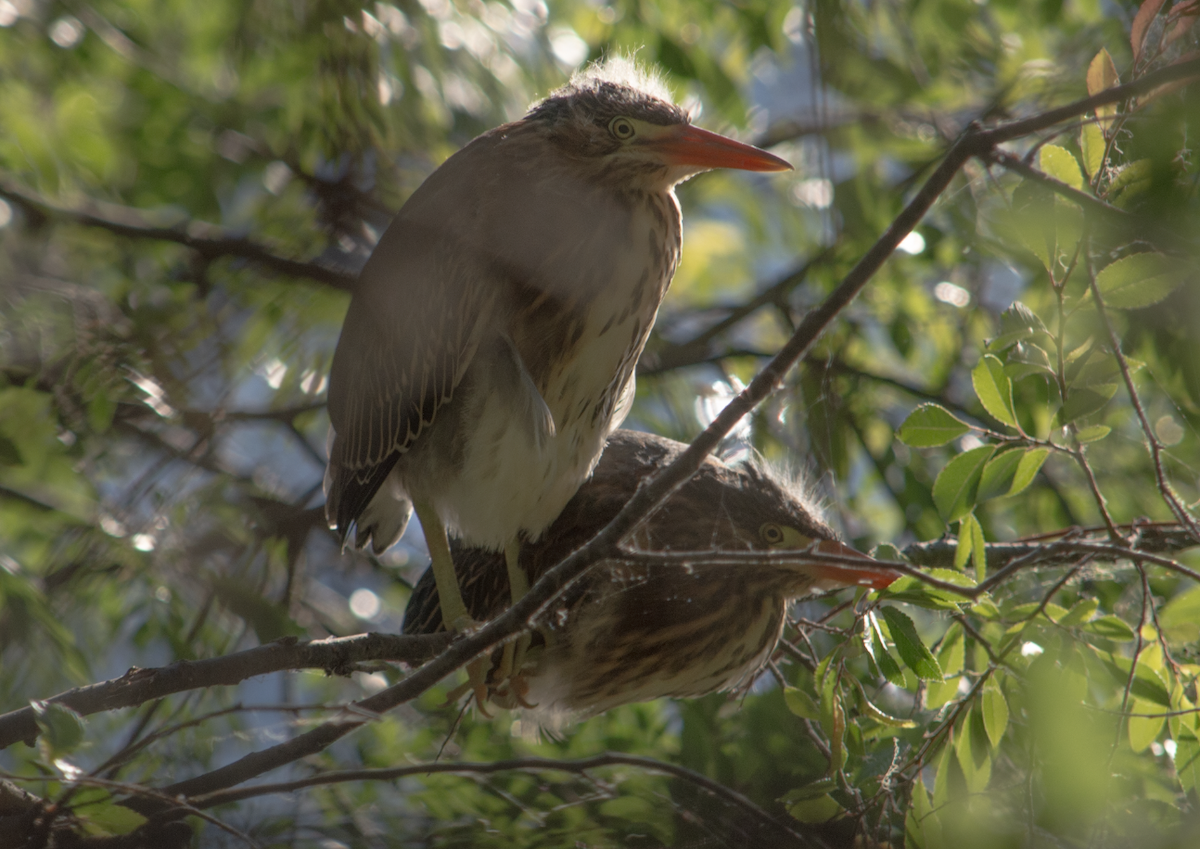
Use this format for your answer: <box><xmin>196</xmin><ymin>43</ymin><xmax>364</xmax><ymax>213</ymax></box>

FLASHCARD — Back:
<box><xmin>1</xmin><ymin>0</ymin><xmax>1199</xmax><ymax>847</ymax></box>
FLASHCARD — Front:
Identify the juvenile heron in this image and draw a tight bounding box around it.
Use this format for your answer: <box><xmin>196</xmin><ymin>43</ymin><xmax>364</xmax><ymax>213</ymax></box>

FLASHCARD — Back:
<box><xmin>324</xmin><ymin>61</ymin><xmax>790</xmax><ymax>700</ymax></box>
<box><xmin>402</xmin><ymin>430</ymin><xmax>899</xmax><ymax>725</ymax></box>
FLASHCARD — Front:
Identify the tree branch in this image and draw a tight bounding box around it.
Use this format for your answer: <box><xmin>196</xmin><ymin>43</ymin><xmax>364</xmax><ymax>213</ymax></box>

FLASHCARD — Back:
<box><xmin>0</xmin><ymin>632</ymin><xmax>449</xmax><ymax>751</ymax></box>
<box><xmin>0</xmin><ymin>178</ymin><xmax>356</xmax><ymax>292</ymax></box>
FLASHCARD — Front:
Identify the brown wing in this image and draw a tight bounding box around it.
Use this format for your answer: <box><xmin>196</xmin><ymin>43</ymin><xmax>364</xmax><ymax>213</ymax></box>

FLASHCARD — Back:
<box><xmin>324</xmin><ymin>136</ymin><xmax>513</xmax><ymax>540</ymax></box>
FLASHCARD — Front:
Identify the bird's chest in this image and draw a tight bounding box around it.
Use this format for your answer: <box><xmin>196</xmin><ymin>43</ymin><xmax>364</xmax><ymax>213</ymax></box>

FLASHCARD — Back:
<box><xmin>512</xmin><ymin>191</ymin><xmax>681</xmax><ymax>427</ymax></box>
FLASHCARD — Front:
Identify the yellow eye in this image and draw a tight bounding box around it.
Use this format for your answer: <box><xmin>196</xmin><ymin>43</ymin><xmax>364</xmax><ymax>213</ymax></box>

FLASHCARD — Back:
<box><xmin>609</xmin><ymin>117</ymin><xmax>636</xmax><ymax>140</ymax></box>
<box><xmin>760</xmin><ymin>523</ymin><xmax>785</xmax><ymax>545</ymax></box>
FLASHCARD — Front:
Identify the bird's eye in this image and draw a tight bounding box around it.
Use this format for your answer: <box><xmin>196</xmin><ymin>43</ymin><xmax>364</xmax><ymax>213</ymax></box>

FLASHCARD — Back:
<box><xmin>760</xmin><ymin>523</ymin><xmax>785</xmax><ymax>545</ymax></box>
<box><xmin>609</xmin><ymin>117</ymin><xmax>636</xmax><ymax>140</ymax></box>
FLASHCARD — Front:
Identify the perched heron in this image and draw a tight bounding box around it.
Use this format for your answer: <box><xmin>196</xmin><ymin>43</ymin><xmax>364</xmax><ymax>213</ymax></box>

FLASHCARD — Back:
<box><xmin>324</xmin><ymin>60</ymin><xmax>790</xmax><ymax>700</ymax></box>
<box><xmin>402</xmin><ymin>430</ymin><xmax>899</xmax><ymax>726</ymax></box>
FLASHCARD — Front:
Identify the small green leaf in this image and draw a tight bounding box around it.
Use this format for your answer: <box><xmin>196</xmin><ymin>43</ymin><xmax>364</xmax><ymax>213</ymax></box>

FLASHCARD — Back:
<box><xmin>1058</xmin><ymin>598</ymin><xmax>1100</xmax><ymax>627</ymax></box>
<box><xmin>972</xmin><ymin>354</ymin><xmax>1017</xmax><ymax>427</ymax></box>
<box><xmin>847</xmin><ymin>675</ymin><xmax>918</xmax><ymax>727</ymax></box>
<box><xmin>868</xmin><ymin>612</ymin><xmax>906</xmax><ymax>685</ymax></box>
<box><xmin>32</xmin><ymin>701</ymin><xmax>86</xmax><ymax>753</ymax></box>
<box><xmin>1176</xmin><ymin>733</ymin><xmax>1200</xmax><ymax>794</ymax></box>
<box><xmin>1059</xmin><ymin>385</ymin><xmax>1118</xmax><ymax>424</ymax></box>
<box><xmin>784</xmin><ymin>686</ymin><xmax>820</xmax><ymax>721</ymax></box>
<box><xmin>880</xmin><ymin>607</ymin><xmax>943</xmax><ymax>681</ymax></box>
<box><xmin>1096</xmin><ymin>253</ymin><xmax>1189</xmax><ymax>309</ymax></box>
<box><xmin>981</xmin><ymin>683</ymin><xmax>1009</xmax><ymax>748</ymax></box>
<box><xmin>954</xmin><ymin>514</ymin><xmax>974</xmax><ymax>570</ymax></box>
<box><xmin>1075</xmin><ymin>425</ymin><xmax>1111</xmax><ymax>443</ymax></box>
<box><xmin>932</xmin><ymin>446</ymin><xmax>995</xmax><ymax>522</ymax></box>
<box><xmin>955</xmin><ymin>706</ymin><xmax>993</xmax><ymax>793</ymax></box>
<box><xmin>1081</xmin><ymin>615</ymin><xmax>1136</xmax><ymax>642</ymax></box>
<box><xmin>786</xmin><ymin>794</ymin><xmax>843</xmax><ymax>823</ymax></box>
<box><xmin>977</xmin><ymin>449</ymin><xmax>1024</xmax><ymax>502</ymax></box>
<box><xmin>1159</xmin><ymin>586</ymin><xmax>1200</xmax><ymax>646</ymax></box>
<box><xmin>1128</xmin><ymin>698</ymin><xmax>1165</xmax><ymax>753</ymax></box>
<box><xmin>1080</xmin><ymin>123</ymin><xmax>1105</xmax><ymax>179</ymax></box>
<box><xmin>938</xmin><ymin>623</ymin><xmax>965</xmax><ymax>678</ymax></box>
<box><xmin>898</xmin><ymin>404</ymin><xmax>971</xmax><ymax>447</ymax></box>
<box><xmin>970</xmin><ymin>511</ymin><xmax>986</xmax><ymax>581</ymax></box>
<box><xmin>1007</xmin><ymin>447</ymin><xmax>1050</xmax><ymax>496</ymax></box>
<box><xmin>1040</xmin><ymin>144</ymin><xmax>1084</xmax><ymax>190</ymax></box>
<box><xmin>75</xmin><ymin>801</ymin><xmax>148</xmax><ymax>837</ymax></box>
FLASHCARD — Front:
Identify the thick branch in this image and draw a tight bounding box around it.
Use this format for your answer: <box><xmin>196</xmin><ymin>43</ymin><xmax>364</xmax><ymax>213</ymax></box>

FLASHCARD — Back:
<box><xmin>0</xmin><ymin>632</ymin><xmax>449</xmax><ymax>751</ymax></box>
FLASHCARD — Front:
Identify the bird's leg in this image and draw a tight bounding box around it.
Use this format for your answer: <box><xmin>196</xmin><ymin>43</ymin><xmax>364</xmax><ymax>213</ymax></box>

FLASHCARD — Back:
<box><xmin>492</xmin><ymin>538</ymin><xmax>539</xmax><ymax>708</ymax></box>
<box><xmin>412</xmin><ymin>499</ymin><xmax>490</xmax><ymax>714</ymax></box>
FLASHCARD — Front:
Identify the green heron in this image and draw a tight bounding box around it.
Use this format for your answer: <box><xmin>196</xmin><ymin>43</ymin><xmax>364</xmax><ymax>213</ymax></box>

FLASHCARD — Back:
<box><xmin>403</xmin><ymin>430</ymin><xmax>898</xmax><ymax>725</ymax></box>
<box><xmin>324</xmin><ymin>61</ymin><xmax>790</xmax><ymax>701</ymax></box>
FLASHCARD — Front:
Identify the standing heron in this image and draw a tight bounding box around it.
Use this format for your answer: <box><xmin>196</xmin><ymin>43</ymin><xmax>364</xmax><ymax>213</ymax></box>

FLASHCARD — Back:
<box><xmin>324</xmin><ymin>61</ymin><xmax>791</xmax><ymax>701</ymax></box>
<box><xmin>403</xmin><ymin>430</ymin><xmax>899</xmax><ymax>726</ymax></box>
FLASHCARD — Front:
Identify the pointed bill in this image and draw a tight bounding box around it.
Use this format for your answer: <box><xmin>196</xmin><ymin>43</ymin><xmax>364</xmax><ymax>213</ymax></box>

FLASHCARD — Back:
<box><xmin>652</xmin><ymin>124</ymin><xmax>792</xmax><ymax>172</ymax></box>
<box><xmin>809</xmin><ymin>540</ymin><xmax>900</xmax><ymax>590</ymax></box>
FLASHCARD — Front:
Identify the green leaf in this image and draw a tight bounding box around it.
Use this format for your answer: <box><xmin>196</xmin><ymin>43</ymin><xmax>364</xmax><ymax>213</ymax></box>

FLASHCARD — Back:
<box><xmin>1075</xmin><ymin>424</ymin><xmax>1111</xmax><ymax>443</ymax></box>
<box><xmin>880</xmin><ymin>607</ymin><xmax>943</xmax><ymax>681</ymax></box>
<box><xmin>954</xmin><ymin>514</ymin><xmax>974</xmax><ymax>570</ymax></box>
<box><xmin>1007</xmin><ymin>447</ymin><xmax>1050</xmax><ymax>496</ymax></box>
<box><xmin>786</xmin><ymin>794</ymin><xmax>843</xmax><ymax>823</ymax></box>
<box><xmin>1159</xmin><ymin>586</ymin><xmax>1200</xmax><ymax>645</ymax></box>
<box><xmin>981</xmin><ymin>682</ymin><xmax>1009</xmax><ymax>748</ymax></box>
<box><xmin>1127</xmin><ymin>698</ymin><xmax>1165</xmax><ymax>753</ymax></box>
<box><xmin>1040</xmin><ymin>144</ymin><xmax>1084</xmax><ymax>190</ymax></box>
<box><xmin>1081</xmin><ymin>615</ymin><xmax>1136</xmax><ymax>642</ymax></box>
<box><xmin>1058</xmin><ymin>598</ymin><xmax>1099</xmax><ymax>626</ymax></box>
<box><xmin>955</xmin><ymin>706</ymin><xmax>992</xmax><ymax>793</ymax></box>
<box><xmin>32</xmin><ymin>701</ymin><xmax>86</xmax><ymax>753</ymax></box>
<box><xmin>898</xmin><ymin>404</ymin><xmax>971</xmax><ymax>447</ymax></box>
<box><xmin>977</xmin><ymin>448</ymin><xmax>1024</xmax><ymax>502</ymax></box>
<box><xmin>878</xmin><ymin>569</ymin><xmax>975</xmax><ymax>611</ymax></box>
<box><xmin>1096</xmin><ymin>253</ymin><xmax>1190</xmax><ymax>309</ymax></box>
<box><xmin>784</xmin><ymin>686</ymin><xmax>820</xmax><ymax>721</ymax></box>
<box><xmin>906</xmin><ymin>777</ymin><xmax>944</xmax><ymax>849</ymax></box>
<box><xmin>1080</xmin><ymin>123</ymin><xmax>1105</xmax><ymax>179</ymax></box>
<box><xmin>970</xmin><ymin>510</ymin><xmax>987</xmax><ymax>581</ymax></box>
<box><xmin>1059</xmin><ymin>384</ymin><xmax>1118</xmax><ymax>424</ymax></box>
<box><xmin>937</xmin><ymin>622</ymin><xmax>965</xmax><ymax>678</ymax></box>
<box><xmin>972</xmin><ymin>355</ymin><xmax>1017</xmax><ymax>427</ymax></box>
<box><xmin>988</xmin><ymin>301</ymin><xmax>1049</xmax><ymax>353</ymax></box>
<box><xmin>75</xmin><ymin>801</ymin><xmax>148</xmax><ymax>837</ymax></box>
<box><xmin>932</xmin><ymin>445</ymin><xmax>995</xmax><ymax>522</ymax></box>
<box><xmin>868</xmin><ymin>612</ymin><xmax>906</xmax><ymax>685</ymax></box>
<box><xmin>1176</xmin><ymin>733</ymin><xmax>1200</xmax><ymax>794</ymax></box>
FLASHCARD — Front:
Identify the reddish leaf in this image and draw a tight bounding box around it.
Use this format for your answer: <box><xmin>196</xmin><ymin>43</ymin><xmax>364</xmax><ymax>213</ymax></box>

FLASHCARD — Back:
<box><xmin>1131</xmin><ymin>0</ymin><xmax>1166</xmax><ymax>66</ymax></box>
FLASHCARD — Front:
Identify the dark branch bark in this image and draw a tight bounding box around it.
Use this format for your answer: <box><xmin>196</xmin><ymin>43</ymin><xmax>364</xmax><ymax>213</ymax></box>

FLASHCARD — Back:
<box><xmin>0</xmin><ymin>632</ymin><xmax>449</xmax><ymax>751</ymax></box>
<box><xmin>0</xmin><ymin>178</ymin><xmax>356</xmax><ymax>292</ymax></box>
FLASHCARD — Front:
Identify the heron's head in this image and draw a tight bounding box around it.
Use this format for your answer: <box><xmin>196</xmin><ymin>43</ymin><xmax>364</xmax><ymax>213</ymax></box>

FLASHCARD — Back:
<box><xmin>525</xmin><ymin>58</ymin><xmax>790</xmax><ymax>191</ymax></box>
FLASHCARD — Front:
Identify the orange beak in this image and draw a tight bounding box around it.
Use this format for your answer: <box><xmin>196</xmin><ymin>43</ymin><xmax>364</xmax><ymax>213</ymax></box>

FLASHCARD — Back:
<box><xmin>810</xmin><ymin>540</ymin><xmax>900</xmax><ymax>590</ymax></box>
<box><xmin>650</xmin><ymin>124</ymin><xmax>792</xmax><ymax>172</ymax></box>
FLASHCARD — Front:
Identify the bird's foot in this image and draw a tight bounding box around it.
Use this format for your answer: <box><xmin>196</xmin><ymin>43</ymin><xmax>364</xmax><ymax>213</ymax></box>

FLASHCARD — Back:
<box><xmin>438</xmin><ymin>616</ymin><xmax>494</xmax><ymax>717</ymax></box>
<box><xmin>489</xmin><ymin>638</ymin><xmax>541</xmax><ymax>710</ymax></box>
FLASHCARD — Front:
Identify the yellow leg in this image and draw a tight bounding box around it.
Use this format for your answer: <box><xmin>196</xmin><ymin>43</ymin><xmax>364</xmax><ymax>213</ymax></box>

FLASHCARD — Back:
<box><xmin>412</xmin><ymin>498</ymin><xmax>489</xmax><ymax>714</ymax></box>
<box><xmin>493</xmin><ymin>539</ymin><xmax>539</xmax><ymax>709</ymax></box>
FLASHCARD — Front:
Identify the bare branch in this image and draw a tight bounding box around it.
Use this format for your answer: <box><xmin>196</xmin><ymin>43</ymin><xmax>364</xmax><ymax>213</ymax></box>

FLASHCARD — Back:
<box><xmin>0</xmin><ymin>177</ymin><xmax>356</xmax><ymax>292</ymax></box>
<box><xmin>0</xmin><ymin>633</ymin><xmax>449</xmax><ymax>751</ymax></box>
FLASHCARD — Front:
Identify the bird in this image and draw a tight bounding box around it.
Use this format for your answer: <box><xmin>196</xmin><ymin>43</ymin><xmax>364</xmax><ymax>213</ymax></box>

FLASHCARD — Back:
<box><xmin>401</xmin><ymin>429</ymin><xmax>899</xmax><ymax>729</ymax></box>
<box><xmin>323</xmin><ymin>59</ymin><xmax>792</xmax><ymax>702</ymax></box>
